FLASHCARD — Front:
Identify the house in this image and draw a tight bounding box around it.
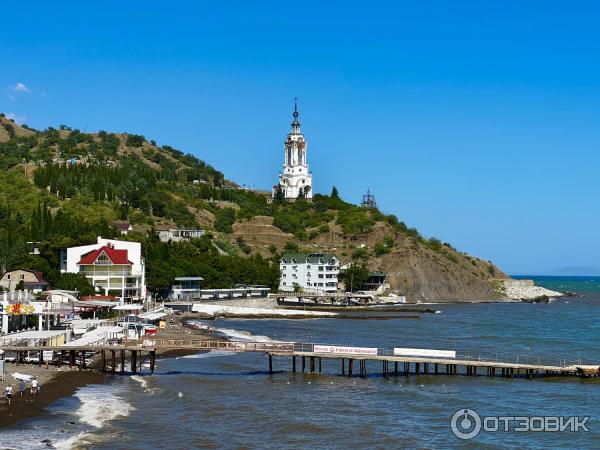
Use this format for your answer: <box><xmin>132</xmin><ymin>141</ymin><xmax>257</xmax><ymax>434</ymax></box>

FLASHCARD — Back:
<box><xmin>63</xmin><ymin>237</ymin><xmax>146</xmax><ymax>303</ymax></box>
<box><xmin>156</xmin><ymin>228</ymin><xmax>205</xmax><ymax>242</ymax></box>
<box><xmin>170</xmin><ymin>277</ymin><xmax>204</xmax><ymax>300</ymax></box>
<box><xmin>0</xmin><ymin>269</ymin><xmax>49</xmax><ymax>293</ymax></box>
<box><xmin>279</xmin><ymin>253</ymin><xmax>340</xmax><ymax>293</ymax></box>
<box><xmin>112</xmin><ymin>221</ymin><xmax>133</xmax><ymax>235</ymax></box>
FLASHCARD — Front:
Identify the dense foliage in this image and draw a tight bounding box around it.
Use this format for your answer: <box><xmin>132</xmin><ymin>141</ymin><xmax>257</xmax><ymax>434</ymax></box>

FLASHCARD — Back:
<box><xmin>0</xmin><ymin>117</ymin><xmax>454</xmax><ymax>297</ymax></box>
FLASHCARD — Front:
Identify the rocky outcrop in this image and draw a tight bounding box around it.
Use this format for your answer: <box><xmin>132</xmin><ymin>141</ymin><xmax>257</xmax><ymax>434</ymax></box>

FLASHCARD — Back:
<box><xmin>232</xmin><ymin>218</ymin><xmax>509</xmax><ymax>303</ymax></box>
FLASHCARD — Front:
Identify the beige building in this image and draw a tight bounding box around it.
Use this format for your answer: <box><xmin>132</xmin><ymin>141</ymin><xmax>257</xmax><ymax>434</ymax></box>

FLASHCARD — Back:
<box><xmin>0</xmin><ymin>269</ymin><xmax>49</xmax><ymax>293</ymax></box>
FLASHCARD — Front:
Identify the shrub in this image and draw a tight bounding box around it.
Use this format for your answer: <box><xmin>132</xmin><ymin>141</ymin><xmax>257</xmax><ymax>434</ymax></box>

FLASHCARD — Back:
<box><xmin>214</xmin><ymin>208</ymin><xmax>236</xmax><ymax>233</ymax></box>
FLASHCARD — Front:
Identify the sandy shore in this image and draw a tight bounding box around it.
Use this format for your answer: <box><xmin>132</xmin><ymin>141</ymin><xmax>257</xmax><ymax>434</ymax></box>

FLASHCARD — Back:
<box><xmin>0</xmin><ymin>364</ymin><xmax>104</xmax><ymax>428</ymax></box>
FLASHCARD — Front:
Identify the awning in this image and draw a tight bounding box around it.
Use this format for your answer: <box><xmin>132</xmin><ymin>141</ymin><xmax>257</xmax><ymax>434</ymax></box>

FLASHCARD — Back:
<box><xmin>112</xmin><ymin>304</ymin><xmax>144</xmax><ymax>311</ymax></box>
<box><xmin>139</xmin><ymin>312</ymin><xmax>167</xmax><ymax>321</ymax></box>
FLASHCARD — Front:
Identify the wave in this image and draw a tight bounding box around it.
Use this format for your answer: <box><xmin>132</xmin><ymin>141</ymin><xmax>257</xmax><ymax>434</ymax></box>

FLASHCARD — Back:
<box><xmin>73</xmin><ymin>385</ymin><xmax>135</xmax><ymax>428</ymax></box>
<box><xmin>213</xmin><ymin>327</ymin><xmax>279</xmax><ymax>343</ymax></box>
<box><xmin>178</xmin><ymin>350</ymin><xmax>236</xmax><ymax>359</ymax></box>
<box><xmin>187</xmin><ymin>320</ymin><xmax>280</xmax><ymax>343</ymax></box>
<box><xmin>130</xmin><ymin>375</ymin><xmax>148</xmax><ymax>389</ymax></box>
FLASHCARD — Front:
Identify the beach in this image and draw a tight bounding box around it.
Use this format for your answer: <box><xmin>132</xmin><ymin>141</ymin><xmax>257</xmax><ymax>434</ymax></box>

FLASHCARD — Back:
<box><xmin>0</xmin><ymin>365</ymin><xmax>104</xmax><ymax>429</ymax></box>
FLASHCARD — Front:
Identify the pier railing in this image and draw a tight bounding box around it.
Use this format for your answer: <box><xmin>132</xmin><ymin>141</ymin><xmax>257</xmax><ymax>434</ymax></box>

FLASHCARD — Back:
<box><xmin>139</xmin><ymin>339</ymin><xmax>591</xmax><ymax>369</ymax></box>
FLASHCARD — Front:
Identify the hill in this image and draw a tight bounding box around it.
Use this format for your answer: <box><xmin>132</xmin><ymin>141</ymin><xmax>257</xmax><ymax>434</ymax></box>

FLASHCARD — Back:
<box><xmin>0</xmin><ymin>114</ymin><xmax>508</xmax><ymax>302</ymax></box>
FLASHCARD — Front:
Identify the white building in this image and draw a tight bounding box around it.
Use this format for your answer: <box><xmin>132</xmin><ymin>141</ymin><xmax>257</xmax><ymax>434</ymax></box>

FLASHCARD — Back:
<box><xmin>156</xmin><ymin>228</ymin><xmax>205</xmax><ymax>242</ymax></box>
<box><xmin>279</xmin><ymin>253</ymin><xmax>339</xmax><ymax>293</ymax></box>
<box><xmin>63</xmin><ymin>237</ymin><xmax>146</xmax><ymax>302</ymax></box>
<box><xmin>273</xmin><ymin>100</ymin><xmax>313</xmax><ymax>200</ymax></box>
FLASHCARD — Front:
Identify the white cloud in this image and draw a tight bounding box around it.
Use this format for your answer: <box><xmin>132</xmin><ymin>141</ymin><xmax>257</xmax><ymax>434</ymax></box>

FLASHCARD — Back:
<box><xmin>13</xmin><ymin>82</ymin><xmax>30</xmax><ymax>94</ymax></box>
<box><xmin>6</xmin><ymin>112</ymin><xmax>27</xmax><ymax>124</ymax></box>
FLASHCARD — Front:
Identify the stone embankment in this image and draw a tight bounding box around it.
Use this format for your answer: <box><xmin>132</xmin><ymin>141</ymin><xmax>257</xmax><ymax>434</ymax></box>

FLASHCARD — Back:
<box><xmin>503</xmin><ymin>285</ymin><xmax>564</xmax><ymax>301</ymax></box>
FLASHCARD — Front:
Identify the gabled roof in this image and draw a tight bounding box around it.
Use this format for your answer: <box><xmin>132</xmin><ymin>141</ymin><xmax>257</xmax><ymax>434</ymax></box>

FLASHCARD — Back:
<box><xmin>1</xmin><ymin>269</ymin><xmax>47</xmax><ymax>283</ymax></box>
<box><xmin>112</xmin><ymin>221</ymin><xmax>132</xmax><ymax>231</ymax></box>
<box><xmin>78</xmin><ymin>245</ymin><xmax>133</xmax><ymax>265</ymax></box>
<box><xmin>281</xmin><ymin>252</ymin><xmax>338</xmax><ymax>264</ymax></box>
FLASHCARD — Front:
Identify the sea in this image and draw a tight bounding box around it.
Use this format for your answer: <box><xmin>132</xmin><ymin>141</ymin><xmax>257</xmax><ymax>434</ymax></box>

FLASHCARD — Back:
<box><xmin>1</xmin><ymin>276</ymin><xmax>599</xmax><ymax>449</ymax></box>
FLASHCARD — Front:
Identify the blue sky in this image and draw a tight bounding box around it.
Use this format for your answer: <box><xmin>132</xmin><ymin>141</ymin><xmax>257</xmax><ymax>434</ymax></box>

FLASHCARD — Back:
<box><xmin>2</xmin><ymin>1</ymin><xmax>600</xmax><ymax>274</ymax></box>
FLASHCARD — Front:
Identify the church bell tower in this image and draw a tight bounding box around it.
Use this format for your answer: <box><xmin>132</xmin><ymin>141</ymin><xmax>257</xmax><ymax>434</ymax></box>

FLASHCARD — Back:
<box><xmin>273</xmin><ymin>99</ymin><xmax>313</xmax><ymax>200</ymax></box>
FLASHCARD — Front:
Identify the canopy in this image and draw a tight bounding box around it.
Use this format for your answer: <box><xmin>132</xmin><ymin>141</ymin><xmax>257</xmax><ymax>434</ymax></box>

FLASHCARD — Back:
<box><xmin>112</xmin><ymin>304</ymin><xmax>144</xmax><ymax>311</ymax></box>
<box><xmin>139</xmin><ymin>312</ymin><xmax>167</xmax><ymax>321</ymax></box>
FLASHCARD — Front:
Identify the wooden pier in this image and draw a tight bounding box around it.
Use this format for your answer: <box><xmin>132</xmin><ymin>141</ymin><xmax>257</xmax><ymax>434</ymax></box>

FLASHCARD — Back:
<box><xmin>144</xmin><ymin>339</ymin><xmax>600</xmax><ymax>380</ymax></box>
<box><xmin>2</xmin><ymin>339</ymin><xmax>598</xmax><ymax>380</ymax></box>
<box><xmin>0</xmin><ymin>344</ymin><xmax>157</xmax><ymax>375</ymax></box>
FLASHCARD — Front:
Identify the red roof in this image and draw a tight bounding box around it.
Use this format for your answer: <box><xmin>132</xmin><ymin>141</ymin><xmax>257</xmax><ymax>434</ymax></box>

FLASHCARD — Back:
<box><xmin>78</xmin><ymin>245</ymin><xmax>133</xmax><ymax>265</ymax></box>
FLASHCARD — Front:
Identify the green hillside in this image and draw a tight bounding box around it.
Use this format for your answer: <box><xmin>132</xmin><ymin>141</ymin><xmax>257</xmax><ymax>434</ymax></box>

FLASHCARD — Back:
<box><xmin>0</xmin><ymin>114</ymin><xmax>507</xmax><ymax>301</ymax></box>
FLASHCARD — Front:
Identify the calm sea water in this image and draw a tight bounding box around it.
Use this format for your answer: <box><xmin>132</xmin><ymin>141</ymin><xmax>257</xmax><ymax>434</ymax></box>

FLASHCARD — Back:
<box><xmin>1</xmin><ymin>277</ymin><xmax>600</xmax><ymax>449</ymax></box>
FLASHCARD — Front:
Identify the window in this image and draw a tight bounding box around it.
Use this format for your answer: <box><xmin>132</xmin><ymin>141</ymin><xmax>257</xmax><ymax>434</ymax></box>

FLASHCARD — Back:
<box><xmin>318</xmin><ymin>274</ymin><xmax>323</xmax><ymax>279</ymax></box>
<box><xmin>318</xmin><ymin>266</ymin><xmax>324</xmax><ymax>271</ymax></box>
<box><xmin>94</xmin><ymin>252</ymin><xmax>112</xmax><ymax>265</ymax></box>
<box><xmin>6</xmin><ymin>274</ymin><xmax>11</xmax><ymax>280</ymax></box>
<box><xmin>19</xmin><ymin>274</ymin><xmax>24</xmax><ymax>280</ymax></box>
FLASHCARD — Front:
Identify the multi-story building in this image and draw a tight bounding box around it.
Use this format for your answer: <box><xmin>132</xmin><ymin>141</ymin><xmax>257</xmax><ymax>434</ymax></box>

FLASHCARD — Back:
<box><xmin>279</xmin><ymin>253</ymin><xmax>339</xmax><ymax>293</ymax></box>
<box><xmin>63</xmin><ymin>237</ymin><xmax>146</xmax><ymax>302</ymax></box>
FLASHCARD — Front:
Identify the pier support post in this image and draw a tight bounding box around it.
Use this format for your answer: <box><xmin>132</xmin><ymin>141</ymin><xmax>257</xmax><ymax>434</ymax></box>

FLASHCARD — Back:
<box><xmin>79</xmin><ymin>351</ymin><xmax>85</xmax><ymax>370</ymax></box>
<box><xmin>131</xmin><ymin>350</ymin><xmax>138</xmax><ymax>374</ymax></box>
<box><xmin>101</xmin><ymin>350</ymin><xmax>107</xmax><ymax>373</ymax></box>
<box><xmin>292</xmin><ymin>356</ymin><xmax>296</xmax><ymax>373</ymax></box>
<box><xmin>69</xmin><ymin>350</ymin><xmax>75</xmax><ymax>367</ymax></box>
<box><xmin>341</xmin><ymin>359</ymin><xmax>345</xmax><ymax>376</ymax></box>
<box><xmin>302</xmin><ymin>356</ymin><xmax>305</xmax><ymax>373</ymax></box>
<box><xmin>318</xmin><ymin>357</ymin><xmax>322</xmax><ymax>373</ymax></box>
<box><xmin>111</xmin><ymin>350</ymin><xmax>116</xmax><ymax>375</ymax></box>
<box><xmin>310</xmin><ymin>356</ymin><xmax>315</xmax><ymax>373</ymax></box>
<box><xmin>58</xmin><ymin>351</ymin><xmax>63</xmax><ymax>367</ymax></box>
<box><xmin>394</xmin><ymin>362</ymin><xmax>398</xmax><ymax>376</ymax></box>
<box><xmin>415</xmin><ymin>363</ymin><xmax>420</xmax><ymax>375</ymax></box>
<box><xmin>38</xmin><ymin>350</ymin><xmax>43</xmax><ymax>366</ymax></box>
<box><xmin>120</xmin><ymin>350</ymin><xmax>125</xmax><ymax>375</ymax></box>
<box><xmin>150</xmin><ymin>351</ymin><xmax>156</xmax><ymax>374</ymax></box>
<box><xmin>404</xmin><ymin>362</ymin><xmax>409</xmax><ymax>375</ymax></box>
<box><xmin>348</xmin><ymin>359</ymin><xmax>353</xmax><ymax>377</ymax></box>
<box><xmin>434</xmin><ymin>364</ymin><xmax>438</xmax><ymax>375</ymax></box>
<box><xmin>268</xmin><ymin>354</ymin><xmax>273</xmax><ymax>374</ymax></box>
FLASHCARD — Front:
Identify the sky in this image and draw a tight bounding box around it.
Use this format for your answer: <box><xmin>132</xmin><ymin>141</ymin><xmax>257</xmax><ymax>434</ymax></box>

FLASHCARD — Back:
<box><xmin>2</xmin><ymin>1</ymin><xmax>600</xmax><ymax>275</ymax></box>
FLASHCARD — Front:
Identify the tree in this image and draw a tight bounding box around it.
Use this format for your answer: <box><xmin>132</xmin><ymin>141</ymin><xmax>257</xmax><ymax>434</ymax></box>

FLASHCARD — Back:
<box><xmin>340</xmin><ymin>263</ymin><xmax>369</xmax><ymax>292</ymax></box>
<box><xmin>273</xmin><ymin>184</ymin><xmax>285</xmax><ymax>202</ymax></box>
<box><xmin>53</xmin><ymin>273</ymin><xmax>96</xmax><ymax>296</ymax></box>
<box><xmin>331</xmin><ymin>186</ymin><xmax>339</xmax><ymax>199</ymax></box>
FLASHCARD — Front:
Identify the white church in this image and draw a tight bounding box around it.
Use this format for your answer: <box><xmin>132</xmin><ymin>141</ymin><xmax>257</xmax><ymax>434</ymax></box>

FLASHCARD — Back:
<box><xmin>272</xmin><ymin>100</ymin><xmax>313</xmax><ymax>200</ymax></box>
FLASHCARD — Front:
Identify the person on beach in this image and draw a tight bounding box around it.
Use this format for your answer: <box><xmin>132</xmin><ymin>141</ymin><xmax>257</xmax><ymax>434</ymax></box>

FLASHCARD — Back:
<box><xmin>19</xmin><ymin>381</ymin><xmax>25</xmax><ymax>397</ymax></box>
<box><xmin>31</xmin><ymin>377</ymin><xmax>38</xmax><ymax>396</ymax></box>
<box><xmin>5</xmin><ymin>386</ymin><xmax>12</xmax><ymax>405</ymax></box>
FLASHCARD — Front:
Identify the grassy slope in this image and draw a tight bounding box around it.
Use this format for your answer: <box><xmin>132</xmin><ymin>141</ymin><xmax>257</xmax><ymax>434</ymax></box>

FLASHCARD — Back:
<box><xmin>0</xmin><ymin>115</ymin><xmax>508</xmax><ymax>302</ymax></box>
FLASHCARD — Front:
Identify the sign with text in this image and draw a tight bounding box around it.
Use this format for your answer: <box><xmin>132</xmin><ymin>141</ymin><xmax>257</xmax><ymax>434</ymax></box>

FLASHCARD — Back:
<box><xmin>43</xmin><ymin>351</ymin><xmax>54</xmax><ymax>362</ymax></box>
<box><xmin>313</xmin><ymin>345</ymin><xmax>378</xmax><ymax>356</ymax></box>
<box><xmin>393</xmin><ymin>348</ymin><xmax>456</xmax><ymax>358</ymax></box>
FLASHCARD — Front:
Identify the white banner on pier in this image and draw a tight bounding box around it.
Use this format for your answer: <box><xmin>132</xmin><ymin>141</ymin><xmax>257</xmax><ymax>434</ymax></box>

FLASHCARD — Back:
<box><xmin>313</xmin><ymin>345</ymin><xmax>378</xmax><ymax>356</ymax></box>
<box><xmin>393</xmin><ymin>348</ymin><xmax>456</xmax><ymax>358</ymax></box>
